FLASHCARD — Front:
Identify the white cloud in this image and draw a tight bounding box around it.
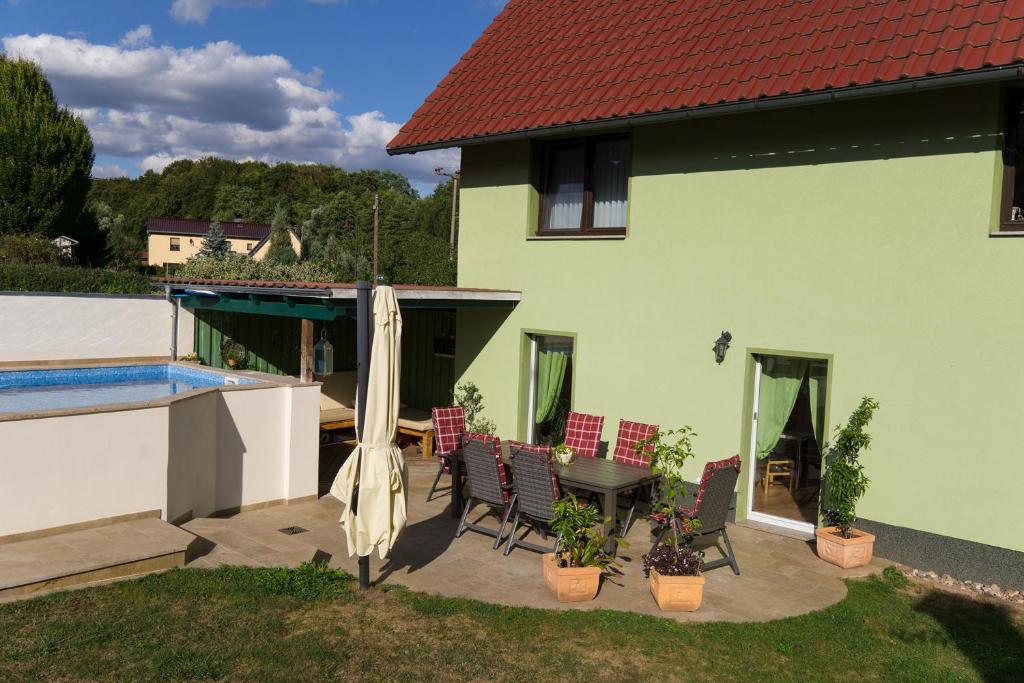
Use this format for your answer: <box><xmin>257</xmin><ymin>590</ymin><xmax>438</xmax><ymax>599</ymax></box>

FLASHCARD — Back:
<box><xmin>91</xmin><ymin>163</ymin><xmax>130</xmax><ymax>179</ymax></box>
<box><xmin>169</xmin><ymin>0</ymin><xmax>266</xmax><ymax>24</ymax></box>
<box><xmin>2</xmin><ymin>32</ymin><xmax>455</xmax><ymax>187</ymax></box>
<box><xmin>120</xmin><ymin>25</ymin><xmax>153</xmax><ymax>48</ymax></box>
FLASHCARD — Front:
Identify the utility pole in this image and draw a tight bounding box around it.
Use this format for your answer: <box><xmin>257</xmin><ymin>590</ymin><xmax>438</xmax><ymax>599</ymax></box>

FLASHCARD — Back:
<box><xmin>372</xmin><ymin>193</ymin><xmax>380</xmax><ymax>282</ymax></box>
<box><xmin>435</xmin><ymin>167</ymin><xmax>461</xmax><ymax>261</ymax></box>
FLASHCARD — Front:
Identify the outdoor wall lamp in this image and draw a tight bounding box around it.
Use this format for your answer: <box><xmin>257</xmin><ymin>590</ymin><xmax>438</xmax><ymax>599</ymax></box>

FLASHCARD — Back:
<box><xmin>314</xmin><ymin>328</ymin><xmax>334</xmax><ymax>377</ymax></box>
<box><xmin>714</xmin><ymin>331</ymin><xmax>732</xmax><ymax>364</ymax></box>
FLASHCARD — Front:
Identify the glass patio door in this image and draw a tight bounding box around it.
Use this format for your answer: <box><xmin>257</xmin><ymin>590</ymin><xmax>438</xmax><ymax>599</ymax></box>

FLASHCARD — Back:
<box><xmin>525</xmin><ymin>334</ymin><xmax>574</xmax><ymax>444</ymax></box>
<box><xmin>746</xmin><ymin>354</ymin><xmax>828</xmax><ymax>535</ymax></box>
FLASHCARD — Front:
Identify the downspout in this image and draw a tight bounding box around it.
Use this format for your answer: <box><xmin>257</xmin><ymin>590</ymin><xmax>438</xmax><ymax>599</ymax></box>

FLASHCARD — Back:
<box><xmin>165</xmin><ymin>285</ymin><xmax>178</xmax><ymax>361</ymax></box>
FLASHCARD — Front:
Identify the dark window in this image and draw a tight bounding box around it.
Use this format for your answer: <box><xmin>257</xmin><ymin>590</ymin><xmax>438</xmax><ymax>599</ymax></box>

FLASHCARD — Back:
<box><xmin>169</xmin><ymin>237</ymin><xmax>180</xmax><ymax>252</ymax></box>
<box><xmin>539</xmin><ymin>135</ymin><xmax>629</xmax><ymax>235</ymax></box>
<box><xmin>1000</xmin><ymin>91</ymin><xmax>1024</xmax><ymax>231</ymax></box>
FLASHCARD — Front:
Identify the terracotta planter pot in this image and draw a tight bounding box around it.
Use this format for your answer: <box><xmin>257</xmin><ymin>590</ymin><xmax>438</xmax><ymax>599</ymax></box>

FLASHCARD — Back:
<box><xmin>226</xmin><ymin>358</ymin><xmax>238</xmax><ymax>368</ymax></box>
<box><xmin>649</xmin><ymin>570</ymin><xmax>705</xmax><ymax>611</ymax></box>
<box><xmin>815</xmin><ymin>526</ymin><xmax>876</xmax><ymax>569</ymax></box>
<box><xmin>542</xmin><ymin>553</ymin><xmax>601</xmax><ymax>603</ymax></box>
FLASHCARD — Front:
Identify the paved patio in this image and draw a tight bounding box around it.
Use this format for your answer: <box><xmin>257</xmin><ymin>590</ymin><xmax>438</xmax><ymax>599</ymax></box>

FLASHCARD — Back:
<box><xmin>184</xmin><ymin>448</ymin><xmax>887</xmax><ymax>622</ymax></box>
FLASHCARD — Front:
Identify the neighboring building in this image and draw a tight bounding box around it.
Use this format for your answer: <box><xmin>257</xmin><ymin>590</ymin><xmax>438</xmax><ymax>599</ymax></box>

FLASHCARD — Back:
<box><xmin>50</xmin><ymin>235</ymin><xmax>78</xmax><ymax>261</ymax></box>
<box><xmin>388</xmin><ymin>0</ymin><xmax>1024</xmax><ymax>583</ymax></box>
<box><xmin>145</xmin><ymin>217</ymin><xmax>300</xmax><ymax>267</ymax></box>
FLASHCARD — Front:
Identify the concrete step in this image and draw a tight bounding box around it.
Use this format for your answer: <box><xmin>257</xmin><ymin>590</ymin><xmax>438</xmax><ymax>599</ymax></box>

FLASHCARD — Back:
<box><xmin>0</xmin><ymin>518</ymin><xmax>195</xmax><ymax>601</ymax></box>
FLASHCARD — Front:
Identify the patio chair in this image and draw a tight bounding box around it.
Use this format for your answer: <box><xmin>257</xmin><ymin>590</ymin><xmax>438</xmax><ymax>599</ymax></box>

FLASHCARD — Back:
<box><xmin>563</xmin><ymin>411</ymin><xmax>605</xmax><ymax>458</ymax></box>
<box><xmin>654</xmin><ymin>455</ymin><xmax>742</xmax><ymax>575</ymax></box>
<box><xmin>503</xmin><ymin>442</ymin><xmax>562</xmax><ymax>556</ymax></box>
<box><xmin>611</xmin><ymin>419</ymin><xmax>659</xmax><ymax>535</ymax></box>
<box><xmin>455</xmin><ymin>432</ymin><xmax>515</xmax><ymax>548</ymax></box>
<box><xmin>426</xmin><ymin>406</ymin><xmax>465</xmax><ymax>502</ymax></box>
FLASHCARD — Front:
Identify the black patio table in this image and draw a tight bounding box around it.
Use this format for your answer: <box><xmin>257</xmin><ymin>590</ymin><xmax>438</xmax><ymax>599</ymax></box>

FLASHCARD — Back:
<box><xmin>449</xmin><ymin>444</ymin><xmax>659</xmax><ymax>553</ymax></box>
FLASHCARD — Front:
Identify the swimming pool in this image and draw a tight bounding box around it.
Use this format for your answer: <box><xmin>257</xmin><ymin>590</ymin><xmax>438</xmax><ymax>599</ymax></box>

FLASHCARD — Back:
<box><xmin>0</xmin><ymin>364</ymin><xmax>259</xmax><ymax>414</ymax></box>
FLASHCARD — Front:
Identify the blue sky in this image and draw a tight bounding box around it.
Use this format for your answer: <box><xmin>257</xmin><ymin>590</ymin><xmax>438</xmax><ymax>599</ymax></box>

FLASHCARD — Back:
<box><xmin>1</xmin><ymin>0</ymin><xmax>503</xmax><ymax>191</ymax></box>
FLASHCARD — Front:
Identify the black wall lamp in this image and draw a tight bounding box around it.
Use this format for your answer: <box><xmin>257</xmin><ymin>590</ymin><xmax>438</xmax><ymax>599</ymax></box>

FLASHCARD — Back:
<box><xmin>714</xmin><ymin>331</ymin><xmax>732</xmax><ymax>364</ymax></box>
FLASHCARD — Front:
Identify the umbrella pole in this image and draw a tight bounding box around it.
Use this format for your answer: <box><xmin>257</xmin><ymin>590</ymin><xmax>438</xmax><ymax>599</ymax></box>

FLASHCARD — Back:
<box><xmin>355</xmin><ymin>279</ymin><xmax>373</xmax><ymax>590</ymax></box>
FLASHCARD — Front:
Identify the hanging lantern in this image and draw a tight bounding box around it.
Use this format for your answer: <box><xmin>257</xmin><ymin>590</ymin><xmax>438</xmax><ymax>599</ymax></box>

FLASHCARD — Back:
<box><xmin>314</xmin><ymin>328</ymin><xmax>334</xmax><ymax>377</ymax></box>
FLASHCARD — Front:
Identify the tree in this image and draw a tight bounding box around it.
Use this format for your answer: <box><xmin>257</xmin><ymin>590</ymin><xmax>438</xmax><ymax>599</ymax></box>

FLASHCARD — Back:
<box><xmin>92</xmin><ymin>201</ymin><xmax>142</xmax><ymax>270</ymax></box>
<box><xmin>264</xmin><ymin>204</ymin><xmax>297</xmax><ymax>265</ymax></box>
<box><xmin>0</xmin><ymin>56</ymin><xmax>94</xmax><ymax>237</ymax></box>
<box><xmin>198</xmin><ymin>221</ymin><xmax>230</xmax><ymax>258</ymax></box>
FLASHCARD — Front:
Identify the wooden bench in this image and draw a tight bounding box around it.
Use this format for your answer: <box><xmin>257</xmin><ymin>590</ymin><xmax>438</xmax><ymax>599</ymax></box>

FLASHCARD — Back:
<box><xmin>319</xmin><ymin>404</ymin><xmax>434</xmax><ymax>459</ymax></box>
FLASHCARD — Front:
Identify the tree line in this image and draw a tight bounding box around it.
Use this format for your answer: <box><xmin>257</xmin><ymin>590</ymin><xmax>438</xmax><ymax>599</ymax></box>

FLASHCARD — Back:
<box><xmin>1</xmin><ymin>54</ymin><xmax>457</xmax><ymax>286</ymax></box>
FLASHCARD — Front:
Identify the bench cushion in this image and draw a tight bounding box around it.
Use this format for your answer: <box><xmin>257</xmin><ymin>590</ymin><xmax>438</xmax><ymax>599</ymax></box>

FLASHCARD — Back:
<box><xmin>397</xmin><ymin>408</ymin><xmax>432</xmax><ymax>432</ymax></box>
<box><xmin>320</xmin><ymin>406</ymin><xmax>355</xmax><ymax>424</ymax></box>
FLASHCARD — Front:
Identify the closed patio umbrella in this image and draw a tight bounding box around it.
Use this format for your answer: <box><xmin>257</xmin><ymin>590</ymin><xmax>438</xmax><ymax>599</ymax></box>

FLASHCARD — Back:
<box><xmin>331</xmin><ymin>285</ymin><xmax>408</xmax><ymax>560</ymax></box>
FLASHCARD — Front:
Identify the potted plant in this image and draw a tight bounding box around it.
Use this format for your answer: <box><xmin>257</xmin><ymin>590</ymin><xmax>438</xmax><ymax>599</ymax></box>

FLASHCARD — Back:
<box><xmin>178</xmin><ymin>352</ymin><xmax>201</xmax><ymax>365</ymax></box>
<box><xmin>639</xmin><ymin>427</ymin><xmax>707</xmax><ymax>611</ymax></box>
<box><xmin>816</xmin><ymin>397</ymin><xmax>880</xmax><ymax>569</ymax></box>
<box><xmin>552</xmin><ymin>443</ymin><xmax>575</xmax><ymax>465</ymax></box>
<box><xmin>544</xmin><ymin>492</ymin><xmax>618</xmax><ymax>602</ymax></box>
<box><xmin>220</xmin><ymin>340</ymin><xmax>248</xmax><ymax>369</ymax></box>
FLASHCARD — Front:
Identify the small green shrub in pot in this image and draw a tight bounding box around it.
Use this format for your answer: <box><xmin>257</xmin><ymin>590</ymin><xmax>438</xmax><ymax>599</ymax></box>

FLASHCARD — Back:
<box><xmin>638</xmin><ymin>427</ymin><xmax>708</xmax><ymax>611</ymax></box>
<box><xmin>543</xmin><ymin>492</ymin><xmax>619</xmax><ymax>602</ymax></box>
<box><xmin>220</xmin><ymin>340</ymin><xmax>248</xmax><ymax>370</ymax></box>
<box><xmin>454</xmin><ymin>381</ymin><xmax>496</xmax><ymax>435</ymax></box>
<box><xmin>816</xmin><ymin>397</ymin><xmax>881</xmax><ymax>569</ymax></box>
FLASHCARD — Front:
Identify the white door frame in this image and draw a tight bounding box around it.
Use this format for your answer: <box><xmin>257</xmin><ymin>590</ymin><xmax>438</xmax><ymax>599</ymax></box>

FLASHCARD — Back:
<box><xmin>745</xmin><ymin>355</ymin><xmax>817</xmax><ymax>535</ymax></box>
<box><xmin>525</xmin><ymin>336</ymin><xmax>539</xmax><ymax>443</ymax></box>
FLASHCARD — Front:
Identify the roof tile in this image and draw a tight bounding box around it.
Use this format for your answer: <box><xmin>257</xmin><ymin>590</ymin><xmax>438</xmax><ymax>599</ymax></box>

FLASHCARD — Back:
<box><xmin>389</xmin><ymin>0</ymin><xmax>1024</xmax><ymax>152</ymax></box>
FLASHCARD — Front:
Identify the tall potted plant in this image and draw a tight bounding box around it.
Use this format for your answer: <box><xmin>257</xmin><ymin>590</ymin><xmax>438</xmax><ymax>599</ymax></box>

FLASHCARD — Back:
<box><xmin>639</xmin><ymin>427</ymin><xmax>706</xmax><ymax>611</ymax></box>
<box><xmin>816</xmin><ymin>397</ymin><xmax>880</xmax><ymax>569</ymax></box>
<box><xmin>544</xmin><ymin>493</ymin><xmax>618</xmax><ymax>602</ymax></box>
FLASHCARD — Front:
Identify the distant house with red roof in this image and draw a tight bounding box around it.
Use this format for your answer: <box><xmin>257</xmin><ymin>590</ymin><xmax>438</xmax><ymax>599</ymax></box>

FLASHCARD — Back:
<box><xmin>146</xmin><ymin>217</ymin><xmax>300</xmax><ymax>267</ymax></box>
<box><xmin>388</xmin><ymin>0</ymin><xmax>1024</xmax><ymax>585</ymax></box>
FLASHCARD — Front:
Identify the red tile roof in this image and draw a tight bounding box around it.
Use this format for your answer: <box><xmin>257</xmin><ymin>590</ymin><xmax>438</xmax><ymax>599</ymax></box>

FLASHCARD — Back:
<box><xmin>146</xmin><ymin>217</ymin><xmax>272</xmax><ymax>240</ymax></box>
<box><xmin>388</xmin><ymin>0</ymin><xmax>1024</xmax><ymax>152</ymax></box>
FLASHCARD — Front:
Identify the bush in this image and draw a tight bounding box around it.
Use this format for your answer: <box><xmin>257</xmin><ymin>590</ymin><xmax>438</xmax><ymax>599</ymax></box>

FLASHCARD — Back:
<box><xmin>175</xmin><ymin>253</ymin><xmax>336</xmax><ymax>282</ymax></box>
<box><xmin>0</xmin><ymin>262</ymin><xmax>152</xmax><ymax>294</ymax></box>
<box><xmin>0</xmin><ymin>233</ymin><xmax>60</xmax><ymax>265</ymax></box>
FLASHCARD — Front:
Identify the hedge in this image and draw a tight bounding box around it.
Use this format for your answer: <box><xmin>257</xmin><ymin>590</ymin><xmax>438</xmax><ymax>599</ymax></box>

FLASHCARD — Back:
<box><xmin>0</xmin><ymin>263</ymin><xmax>153</xmax><ymax>295</ymax></box>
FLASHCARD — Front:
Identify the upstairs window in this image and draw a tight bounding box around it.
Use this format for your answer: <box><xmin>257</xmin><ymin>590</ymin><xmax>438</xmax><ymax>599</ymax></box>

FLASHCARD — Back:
<box><xmin>1001</xmin><ymin>91</ymin><xmax>1024</xmax><ymax>231</ymax></box>
<box><xmin>539</xmin><ymin>135</ymin><xmax>629</xmax><ymax>236</ymax></box>
<box><xmin>169</xmin><ymin>237</ymin><xmax>181</xmax><ymax>252</ymax></box>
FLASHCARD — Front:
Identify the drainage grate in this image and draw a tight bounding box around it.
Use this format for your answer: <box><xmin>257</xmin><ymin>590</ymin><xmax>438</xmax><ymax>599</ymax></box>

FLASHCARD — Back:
<box><xmin>278</xmin><ymin>526</ymin><xmax>308</xmax><ymax>536</ymax></box>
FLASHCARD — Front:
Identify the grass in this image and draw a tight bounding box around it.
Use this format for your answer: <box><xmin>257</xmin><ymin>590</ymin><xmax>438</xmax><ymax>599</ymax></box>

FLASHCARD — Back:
<box><xmin>0</xmin><ymin>562</ymin><xmax>1021</xmax><ymax>682</ymax></box>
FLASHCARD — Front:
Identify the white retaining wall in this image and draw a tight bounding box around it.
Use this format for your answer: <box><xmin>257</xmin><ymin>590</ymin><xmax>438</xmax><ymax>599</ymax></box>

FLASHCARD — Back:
<box><xmin>0</xmin><ymin>292</ymin><xmax>194</xmax><ymax>363</ymax></box>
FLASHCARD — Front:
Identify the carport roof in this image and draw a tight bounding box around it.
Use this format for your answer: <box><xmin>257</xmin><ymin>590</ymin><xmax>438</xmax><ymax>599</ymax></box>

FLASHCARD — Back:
<box><xmin>155</xmin><ymin>277</ymin><xmax>520</xmax><ymax>319</ymax></box>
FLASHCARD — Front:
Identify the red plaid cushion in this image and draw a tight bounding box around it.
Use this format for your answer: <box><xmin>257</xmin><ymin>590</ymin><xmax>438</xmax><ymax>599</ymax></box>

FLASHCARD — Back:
<box><xmin>687</xmin><ymin>455</ymin><xmax>741</xmax><ymax>518</ymax></box>
<box><xmin>508</xmin><ymin>440</ymin><xmax>559</xmax><ymax>499</ymax></box>
<box><xmin>432</xmin><ymin>406</ymin><xmax>465</xmax><ymax>455</ymax></box>
<box><xmin>612</xmin><ymin>419</ymin><xmax>659</xmax><ymax>467</ymax></box>
<box><xmin>564</xmin><ymin>411</ymin><xmax>604</xmax><ymax>458</ymax></box>
<box><xmin>466</xmin><ymin>431</ymin><xmax>511</xmax><ymax>504</ymax></box>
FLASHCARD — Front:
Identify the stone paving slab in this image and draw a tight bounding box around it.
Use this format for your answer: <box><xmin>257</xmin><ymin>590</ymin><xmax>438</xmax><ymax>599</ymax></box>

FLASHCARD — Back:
<box><xmin>0</xmin><ymin>518</ymin><xmax>195</xmax><ymax>599</ymax></box>
<box><xmin>184</xmin><ymin>453</ymin><xmax>887</xmax><ymax>623</ymax></box>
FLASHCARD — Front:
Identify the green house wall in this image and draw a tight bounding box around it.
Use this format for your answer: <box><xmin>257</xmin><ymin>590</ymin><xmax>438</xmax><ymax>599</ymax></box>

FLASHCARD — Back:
<box><xmin>194</xmin><ymin>308</ymin><xmax>456</xmax><ymax>409</ymax></box>
<box><xmin>453</xmin><ymin>83</ymin><xmax>1024</xmax><ymax>554</ymax></box>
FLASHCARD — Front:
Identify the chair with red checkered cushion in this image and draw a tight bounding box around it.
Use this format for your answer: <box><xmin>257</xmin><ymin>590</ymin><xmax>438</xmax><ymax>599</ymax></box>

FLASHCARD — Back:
<box><xmin>563</xmin><ymin>411</ymin><xmax>605</xmax><ymax>458</ymax></box>
<box><xmin>426</xmin><ymin>406</ymin><xmax>466</xmax><ymax>502</ymax></box>
<box><xmin>455</xmin><ymin>432</ymin><xmax>515</xmax><ymax>548</ymax></box>
<box><xmin>610</xmin><ymin>419</ymin><xmax>660</xmax><ymax>534</ymax></box>
<box><xmin>654</xmin><ymin>455</ymin><xmax>742</xmax><ymax>575</ymax></box>
<box><xmin>612</xmin><ymin>419</ymin><xmax>659</xmax><ymax>467</ymax></box>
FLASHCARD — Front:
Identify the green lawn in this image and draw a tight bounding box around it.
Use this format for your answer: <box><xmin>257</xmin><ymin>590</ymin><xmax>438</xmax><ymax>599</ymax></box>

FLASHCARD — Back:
<box><xmin>0</xmin><ymin>563</ymin><xmax>1021</xmax><ymax>682</ymax></box>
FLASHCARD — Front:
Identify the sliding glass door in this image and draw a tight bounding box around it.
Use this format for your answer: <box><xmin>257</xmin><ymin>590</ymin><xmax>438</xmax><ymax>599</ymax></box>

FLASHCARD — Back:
<box><xmin>747</xmin><ymin>354</ymin><xmax>829</xmax><ymax>534</ymax></box>
<box><xmin>525</xmin><ymin>334</ymin><xmax>574</xmax><ymax>444</ymax></box>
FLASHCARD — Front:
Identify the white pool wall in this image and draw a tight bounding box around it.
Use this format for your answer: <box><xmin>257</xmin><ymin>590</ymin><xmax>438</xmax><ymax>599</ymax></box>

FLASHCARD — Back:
<box><xmin>0</xmin><ymin>372</ymin><xmax>320</xmax><ymax>538</ymax></box>
<box><xmin>0</xmin><ymin>292</ymin><xmax>194</xmax><ymax>363</ymax></box>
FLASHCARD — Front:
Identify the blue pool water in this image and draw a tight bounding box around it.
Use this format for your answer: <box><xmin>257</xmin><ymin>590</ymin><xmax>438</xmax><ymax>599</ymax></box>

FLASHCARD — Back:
<box><xmin>0</xmin><ymin>364</ymin><xmax>258</xmax><ymax>414</ymax></box>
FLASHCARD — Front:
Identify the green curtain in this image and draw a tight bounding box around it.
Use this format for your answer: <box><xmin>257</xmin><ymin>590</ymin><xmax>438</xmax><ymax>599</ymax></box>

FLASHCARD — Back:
<box><xmin>534</xmin><ymin>350</ymin><xmax>568</xmax><ymax>424</ymax></box>
<box><xmin>808</xmin><ymin>364</ymin><xmax>827</xmax><ymax>450</ymax></box>
<box><xmin>756</xmin><ymin>357</ymin><xmax>808</xmax><ymax>459</ymax></box>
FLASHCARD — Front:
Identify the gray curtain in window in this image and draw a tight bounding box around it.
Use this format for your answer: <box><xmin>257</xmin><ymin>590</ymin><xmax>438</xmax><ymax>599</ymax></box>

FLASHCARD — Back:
<box><xmin>545</xmin><ymin>147</ymin><xmax>584</xmax><ymax>230</ymax></box>
<box><xmin>592</xmin><ymin>138</ymin><xmax>629</xmax><ymax>228</ymax></box>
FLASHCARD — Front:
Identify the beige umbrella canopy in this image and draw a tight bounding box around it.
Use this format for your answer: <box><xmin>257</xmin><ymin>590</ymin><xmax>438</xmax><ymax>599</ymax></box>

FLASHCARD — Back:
<box><xmin>331</xmin><ymin>286</ymin><xmax>408</xmax><ymax>559</ymax></box>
